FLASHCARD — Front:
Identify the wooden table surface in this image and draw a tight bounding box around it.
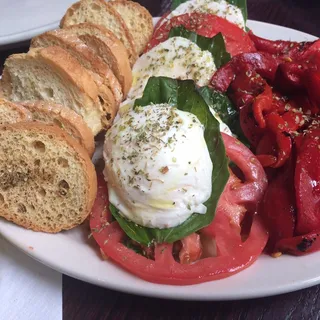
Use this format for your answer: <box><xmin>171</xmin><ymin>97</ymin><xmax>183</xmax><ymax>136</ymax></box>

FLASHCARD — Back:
<box><xmin>1</xmin><ymin>0</ymin><xmax>320</xmax><ymax>319</ymax></box>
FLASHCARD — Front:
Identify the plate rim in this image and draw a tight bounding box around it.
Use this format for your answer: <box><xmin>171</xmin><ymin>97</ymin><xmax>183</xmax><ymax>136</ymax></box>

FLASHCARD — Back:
<box><xmin>0</xmin><ymin>19</ymin><xmax>319</xmax><ymax>301</ymax></box>
<box><xmin>0</xmin><ymin>21</ymin><xmax>59</xmax><ymax>46</ymax></box>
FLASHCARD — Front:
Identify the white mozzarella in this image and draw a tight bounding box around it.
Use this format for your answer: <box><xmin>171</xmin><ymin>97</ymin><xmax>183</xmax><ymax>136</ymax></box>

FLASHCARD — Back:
<box><xmin>161</xmin><ymin>0</ymin><xmax>245</xmax><ymax>30</ymax></box>
<box><xmin>127</xmin><ymin>37</ymin><xmax>216</xmax><ymax>100</ymax></box>
<box><xmin>104</xmin><ymin>104</ymin><xmax>213</xmax><ymax>229</ymax></box>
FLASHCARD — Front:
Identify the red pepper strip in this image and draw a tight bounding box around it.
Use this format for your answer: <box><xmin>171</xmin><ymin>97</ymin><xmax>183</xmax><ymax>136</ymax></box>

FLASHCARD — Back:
<box><xmin>239</xmin><ymin>103</ymin><xmax>265</xmax><ymax>148</ymax></box>
<box><xmin>264</xmin><ymin>112</ymin><xmax>292</xmax><ymax>168</ymax></box>
<box><xmin>211</xmin><ymin>52</ymin><xmax>280</xmax><ymax>92</ymax></box>
<box><xmin>210</xmin><ymin>60</ymin><xmax>235</xmax><ymax>92</ymax></box>
<box><xmin>300</xmin><ymin>40</ymin><xmax>320</xmax><ymax>60</ymax></box>
<box><xmin>272</xmin><ymin>91</ymin><xmax>288</xmax><ymax>114</ymax></box>
<box><xmin>248</xmin><ymin>31</ymin><xmax>300</xmax><ymax>55</ymax></box>
<box><xmin>275</xmin><ymin>231</ymin><xmax>320</xmax><ymax>256</ymax></box>
<box><xmin>228</xmin><ymin>70</ymin><xmax>265</xmax><ymax>108</ymax></box>
<box><xmin>282</xmin><ymin>109</ymin><xmax>306</xmax><ymax>132</ymax></box>
<box><xmin>295</xmin><ymin>129</ymin><xmax>320</xmax><ymax>235</ymax></box>
<box><xmin>235</xmin><ymin>52</ymin><xmax>280</xmax><ymax>81</ymax></box>
<box><xmin>248</xmin><ymin>31</ymin><xmax>316</xmax><ymax>61</ymax></box>
<box><xmin>304</xmin><ymin>70</ymin><xmax>320</xmax><ymax>106</ymax></box>
<box><xmin>260</xmin><ymin>160</ymin><xmax>296</xmax><ymax>252</ymax></box>
<box><xmin>256</xmin><ymin>133</ymin><xmax>277</xmax><ymax>168</ymax></box>
<box><xmin>253</xmin><ymin>84</ymin><xmax>273</xmax><ymax>128</ymax></box>
<box><xmin>256</xmin><ymin>131</ymin><xmax>277</xmax><ymax>156</ymax></box>
<box><xmin>294</xmin><ymin>94</ymin><xmax>319</xmax><ymax>116</ymax></box>
<box><xmin>256</xmin><ymin>155</ymin><xmax>277</xmax><ymax>168</ymax></box>
<box><xmin>274</xmin><ymin>62</ymin><xmax>307</xmax><ymax>94</ymax></box>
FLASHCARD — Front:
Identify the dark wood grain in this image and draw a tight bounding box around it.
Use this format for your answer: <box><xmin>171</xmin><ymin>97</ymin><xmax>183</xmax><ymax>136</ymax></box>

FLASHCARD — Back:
<box><xmin>1</xmin><ymin>0</ymin><xmax>320</xmax><ymax>319</ymax></box>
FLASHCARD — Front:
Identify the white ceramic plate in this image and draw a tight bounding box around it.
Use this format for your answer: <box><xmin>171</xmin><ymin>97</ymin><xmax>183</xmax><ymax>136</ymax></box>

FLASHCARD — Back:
<box><xmin>0</xmin><ymin>20</ymin><xmax>318</xmax><ymax>301</ymax></box>
<box><xmin>0</xmin><ymin>0</ymin><xmax>76</xmax><ymax>46</ymax></box>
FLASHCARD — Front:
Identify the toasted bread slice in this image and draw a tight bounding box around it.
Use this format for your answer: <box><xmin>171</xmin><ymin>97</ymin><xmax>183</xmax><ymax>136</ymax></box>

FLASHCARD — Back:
<box><xmin>1</xmin><ymin>46</ymin><xmax>116</xmax><ymax>135</ymax></box>
<box><xmin>0</xmin><ymin>98</ymin><xmax>32</xmax><ymax>125</ymax></box>
<box><xmin>20</xmin><ymin>101</ymin><xmax>95</xmax><ymax>156</ymax></box>
<box><xmin>31</xmin><ymin>30</ymin><xmax>123</xmax><ymax>105</ymax></box>
<box><xmin>0</xmin><ymin>122</ymin><xmax>97</xmax><ymax>233</ymax></box>
<box><xmin>109</xmin><ymin>1</ymin><xmax>153</xmax><ymax>55</ymax></box>
<box><xmin>62</xmin><ymin>23</ymin><xmax>132</xmax><ymax>97</ymax></box>
<box><xmin>60</xmin><ymin>0</ymin><xmax>138</xmax><ymax>66</ymax></box>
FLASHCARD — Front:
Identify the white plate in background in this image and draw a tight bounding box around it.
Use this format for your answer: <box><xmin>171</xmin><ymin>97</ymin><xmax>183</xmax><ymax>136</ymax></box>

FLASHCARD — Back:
<box><xmin>0</xmin><ymin>0</ymin><xmax>75</xmax><ymax>46</ymax></box>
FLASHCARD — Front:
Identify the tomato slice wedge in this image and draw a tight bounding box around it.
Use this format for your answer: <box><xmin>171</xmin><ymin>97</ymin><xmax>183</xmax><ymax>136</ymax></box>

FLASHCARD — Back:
<box><xmin>90</xmin><ymin>134</ymin><xmax>268</xmax><ymax>285</ymax></box>
<box><xmin>146</xmin><ymin>13</ymin><xmax>256</xmax><ymax>57</ymax></box>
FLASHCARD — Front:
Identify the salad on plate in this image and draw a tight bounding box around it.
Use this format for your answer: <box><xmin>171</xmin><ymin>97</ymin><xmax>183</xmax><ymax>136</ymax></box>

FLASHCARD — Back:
<box><xmin>89</xmin><ymin>0</ymin><xmax>320</xmax><ymax>285</ymax></box>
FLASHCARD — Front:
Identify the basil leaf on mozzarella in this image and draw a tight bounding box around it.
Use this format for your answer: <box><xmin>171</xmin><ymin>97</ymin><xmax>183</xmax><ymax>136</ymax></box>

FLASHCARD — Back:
<box><xmin>198</xmin><ymin>86</ymin><xmax>249</xmax><ymax>145</ymax></box>
<box><xmin>108</xmin><ymin>77</ymin><xmax>229</xmax><ymax>246</ymax></box>
<box><xmin>168</xmin><ymin>26</ymin><xmax>231</xmax><ymax>68</ymax></box>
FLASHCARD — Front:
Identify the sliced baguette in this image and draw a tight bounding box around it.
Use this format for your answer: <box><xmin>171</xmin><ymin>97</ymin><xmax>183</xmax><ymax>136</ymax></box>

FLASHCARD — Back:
<box><xmin>1</xmin><ymin>46</ymin><xmax>116</xmax><ymax>135</ymax></box>
<box><xmin>0</xmin><ymin>122</ymin><xmax>97</xmax><ymax>233</ymax></box>
<box><xmin>31</xmin><ymin>30</ymin><xmax>123</xmax><ymax>105</ymax></box>
<box><xmin>60</xmin><ymin>0</ymin><xmax>138</xmax><ymax>66</ymax></box>
<box><xmin>0</xmin><ymin>98</ymin><xmax>32</xmax><ymax>125</ymax></box>
<box><xmin>109</xmin><ymin>1</ymin><xmax>153</xmax><ymax>55</ymax></box>
<box><xmin>20</xmin><ymin>101</ymin><xmax>95</xmax><ymax>156</ymax></box>
<box><xmin>62</xmin><ymin>23</ymin><xmax>132</xmax><ymax>97</ymax></box>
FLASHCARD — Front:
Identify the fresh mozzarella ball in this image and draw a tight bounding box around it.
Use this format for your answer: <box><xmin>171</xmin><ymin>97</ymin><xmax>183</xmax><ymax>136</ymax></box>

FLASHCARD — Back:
<box><xmin>104</xmin><ymin>104</ymin><xmax>213</xmax><ymax>229</ymax></box>
<box><xmin>127</xmin><ymin>37</ymin><xmax>216</xmax><ymax>100</ymax></box>
<box><xmin>162</xmin><ymin>0</ymin><xmax>245</xmax><ymax>30</ymax></box>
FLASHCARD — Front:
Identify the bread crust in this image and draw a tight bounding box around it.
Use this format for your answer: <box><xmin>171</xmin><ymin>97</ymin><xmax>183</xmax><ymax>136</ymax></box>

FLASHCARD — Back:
<box><xmin>109</xmin><ymin>1</ymin><xmax>154</xmax><ymax>55</ymax></box>
<box><xmin>31</xmin><ymin>30</ymin><xmax>123</xmax><ymax>105</ymax></box>
<box><xmin>20</xmin><ymin>101</ymin><xmax>95</xmax><ymax>157</ymax></box>
<box><xmin>2</xmin><ymin>46</ymin><xmax>118</xmax><ymax>134</ymax></box>
<box><xmin>62</xmin><ymin>23</ymin><xmax>133</xmax><ymax>97</ymax></box>
<box><xmin>0</xmin><ymin>98</ymin><xmax>32</xmax><ymax>124</ymax></box>
<box><xmin>60</xmin><ymin>0</ymin><xmax>138</xmax><ymax>66</ymax></box>
<box><xmin>0</xmin><ymin>122</ymin><xmax>97</xmax><ymax>233</ymax></box>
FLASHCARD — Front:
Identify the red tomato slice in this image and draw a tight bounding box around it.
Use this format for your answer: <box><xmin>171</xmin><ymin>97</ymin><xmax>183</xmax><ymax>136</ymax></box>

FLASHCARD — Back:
<box><xmin>146</xmin><ymin>13</ymin><xmax>256</xmax><ymax>57</ymax></box>
<box><xmin>90</xmin><ymin>134</ymin><xmax>268</xmax><ymax>285</ymax></box>
<box><xmin>295</xmin><ymin>129</ymin><xmax>320</xmax><ymax>235</ymax></box>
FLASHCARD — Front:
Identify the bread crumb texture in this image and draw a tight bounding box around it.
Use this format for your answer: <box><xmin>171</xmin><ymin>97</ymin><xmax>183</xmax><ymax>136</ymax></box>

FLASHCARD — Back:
<box><xmin>0</xmin><ymin>123</ymin><xmax>96</xmax><ymax>233</ymax></box>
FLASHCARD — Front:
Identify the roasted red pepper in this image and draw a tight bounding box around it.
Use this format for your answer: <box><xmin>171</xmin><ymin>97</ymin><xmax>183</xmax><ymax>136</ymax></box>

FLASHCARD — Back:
<box><xmin>211</xmin><ymin>52</ymin><xmax>280</xmax><ymax>92</ymax></box>
<box><xmin>261</xmin><ymin>160</ymin><xmax>296</xmax><ymax>252</ymax></box>
<box><xmin>264</xmin><ymin>112</ymin><xmax>292</xmax><ymax>168</ymax></box>
<box><xmin>249</xmin><ymin>31</ymin><xmax>319</xmax><ymax>61</ymax></box>
<box><xmin>275</xmin><ymin>231</ymin><xmax>320</xmax><ymax>256</ymax></box>
<box><xmin>239</xmin><ymin>103</ymin><xmax>265</xmax><ymax>148</ymax></box>
<box><xmin>304</xmin><ymin>70</ymin><xmax>320</xmax><ymax>107</ymax></box>
<box><xmin>228</xmin><ymin>71</ymin><xmax>265</xmax><ymax>108</ymax></box>
<box><xmin>295</xmin><ymin>129</ymin><xmax>320</xmax><ymax>235</ymax></box>
<box><xmin>252</xmin><ymin>84</ymin><xmax>273</xmax><ymax>128</ymax></box>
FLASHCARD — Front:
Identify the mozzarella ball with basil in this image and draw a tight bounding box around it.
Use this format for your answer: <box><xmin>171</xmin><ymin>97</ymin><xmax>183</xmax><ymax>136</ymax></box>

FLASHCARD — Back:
<box><xmin>104</xmin><ymin>104</ymin><xmax>213</xmax><ymax>229</ymax></box>
<box><xmin>127</xmin><ymin>37</ymin><xmax>216</xmax><ymax>100</ymax></box>
<box><xmin>162</xmin><ymin>0</ymin><xmax>245</xmax><ymax>30</ymax></box>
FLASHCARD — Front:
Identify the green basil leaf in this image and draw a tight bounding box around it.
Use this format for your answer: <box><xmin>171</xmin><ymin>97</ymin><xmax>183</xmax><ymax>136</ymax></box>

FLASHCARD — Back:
<box><xmin>170</xmin><ymin>0</ymin><xmax>248</xmax><ymax>24</ymax></box>
<box><xmin>198</xmin><ymin>86</ymin><xmax>249</xmax><ymax>145</ymax></box>
<box><xmin>168</xmin><ymin>26</ymin><xmax>231</xmax><ymax>68</ymax></box>
<box><xmin>113</xmin><ymin>77</ymin><xmax>229</xmax><ymax>246</ymax></box>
